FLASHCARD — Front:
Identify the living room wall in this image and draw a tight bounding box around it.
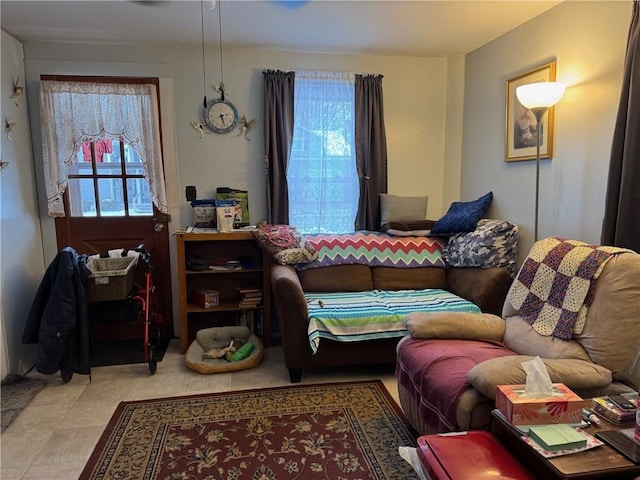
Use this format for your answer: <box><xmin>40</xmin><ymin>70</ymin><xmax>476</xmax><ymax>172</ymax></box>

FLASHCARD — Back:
<box><xmin>0</xmin><ymin>30</ymin><xmax>45</xmax><ymax>375</ymax></box>
<box><xmin>21</xmin><ymin>42</ymin><xmax>461</xmax><ymax>263</ymax></box>
<box><xmin>461</xmin><ymin>1</ymin><xmax>632</xmax><ymax>262</ymax></box>
<box><xmin>18</xmin><ymin>39</ymin><xmax>463</xmax><ymax>343</ymax></box>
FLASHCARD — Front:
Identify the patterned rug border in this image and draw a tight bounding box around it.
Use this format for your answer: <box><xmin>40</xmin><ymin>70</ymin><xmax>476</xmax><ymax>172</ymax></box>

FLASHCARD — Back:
<box><xmin>80</xmin><ymin>379</ymin><xmax>418</xmax><ymax>480</ymax></box>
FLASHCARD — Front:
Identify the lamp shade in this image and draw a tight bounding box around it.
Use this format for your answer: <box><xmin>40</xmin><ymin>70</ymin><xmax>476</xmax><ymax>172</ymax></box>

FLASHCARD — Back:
<box><xmin>516</xmin><ymin>82</ymin><xmax>566</xmax><ymax>109</ymax></box>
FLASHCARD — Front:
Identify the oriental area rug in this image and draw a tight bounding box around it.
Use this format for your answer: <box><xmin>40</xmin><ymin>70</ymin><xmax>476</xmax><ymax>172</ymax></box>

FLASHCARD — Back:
<box><xmin>79</xmin><ymin>380</ymin><xmax>419</xmax><ymax>480</ymax></box>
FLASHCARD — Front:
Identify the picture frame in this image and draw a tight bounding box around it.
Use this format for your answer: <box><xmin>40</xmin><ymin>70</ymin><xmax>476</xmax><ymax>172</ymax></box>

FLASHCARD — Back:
<box><xmin>505</xmin><ymin>60</ymin><xmax>557</xmax><ymax>162</ymax></box>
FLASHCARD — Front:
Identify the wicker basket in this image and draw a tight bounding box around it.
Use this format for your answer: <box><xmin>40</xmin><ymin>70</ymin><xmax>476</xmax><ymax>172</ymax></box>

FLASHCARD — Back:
<box><xmin>86</xmin><ymin>256</ymin><xmax>137</xmax><ymax>302</ymax></box>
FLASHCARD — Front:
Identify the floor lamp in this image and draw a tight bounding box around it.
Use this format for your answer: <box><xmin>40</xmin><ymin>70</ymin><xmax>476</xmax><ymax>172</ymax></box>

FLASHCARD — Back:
<box><xmin>515</xmin><ymin>82</ymin><xmax>565</xmax><ymax>241</ymax></box>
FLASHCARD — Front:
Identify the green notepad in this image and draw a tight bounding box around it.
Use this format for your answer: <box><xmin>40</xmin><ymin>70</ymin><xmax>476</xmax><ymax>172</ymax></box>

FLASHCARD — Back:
<box><xmin>528</xmin><ymin>424</ymin><xmax>587</xmax><ymax>452</ymax></box>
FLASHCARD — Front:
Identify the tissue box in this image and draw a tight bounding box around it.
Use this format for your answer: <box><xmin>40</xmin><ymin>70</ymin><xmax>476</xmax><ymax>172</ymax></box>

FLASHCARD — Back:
<box><xmin>191</xmin><ymin>289</ymin><xmax>220</xmax><ymax>309</ymax></box>
<box><xmin>496</xmin><ymin>383</ymin><xmax>583</xmax><ymax>425</ymax></box>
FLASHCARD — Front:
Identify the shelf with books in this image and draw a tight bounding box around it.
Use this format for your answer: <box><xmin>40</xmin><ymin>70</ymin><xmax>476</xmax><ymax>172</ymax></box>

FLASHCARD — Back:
<box><xmin>176</xmin><ymin>231</ymin><xmax>271</xmax><ymax>353</ymax></box>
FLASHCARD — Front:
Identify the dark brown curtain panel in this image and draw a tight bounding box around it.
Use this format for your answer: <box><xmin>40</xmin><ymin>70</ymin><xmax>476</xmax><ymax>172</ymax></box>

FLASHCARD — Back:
<box><xmin>263</xmin><ymin>70</ymin><xmax>295</xmax><ymax>224</ymax></box>
<box><xmin>602</xmin><ymin>0</ymin><xmax>640</xmax><ymax>252</ymax></box>
<box><xmin>354</xmin><ymin>74</ymin><xmax>388</xmax><ymax>231</ymax></box>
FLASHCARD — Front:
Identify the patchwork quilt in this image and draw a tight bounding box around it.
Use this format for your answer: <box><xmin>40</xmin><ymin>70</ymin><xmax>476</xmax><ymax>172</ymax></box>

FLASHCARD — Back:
<box><xmin>305</xmin><ymin>289</ymin><xmax>481</xmax><ymax>353</ymax></box>
<box><xmin>506</xmin><ymin>237</ymin><xmax>629</xmax><ymax>339</ymax></box>
<box><xmin>297</xmin><ymin>232</ymin><xmax>446</xmax><ymax>270</ymax></box>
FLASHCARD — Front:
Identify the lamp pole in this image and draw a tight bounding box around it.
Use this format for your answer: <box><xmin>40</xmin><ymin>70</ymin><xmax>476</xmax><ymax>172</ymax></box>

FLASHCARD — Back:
<box><xmin>531</xmin><ymin>107</ymin><xmax>547</xmax><ymax>242</ymax></box>
<box><xmin>515</xmin><ymin>81</ymin><xmax>565</xmax><ymax>244</ymax></box>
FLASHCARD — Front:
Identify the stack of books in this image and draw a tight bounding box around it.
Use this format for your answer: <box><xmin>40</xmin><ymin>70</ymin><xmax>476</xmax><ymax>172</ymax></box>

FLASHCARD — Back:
<box><xmin>527</xmin><ymin>424</ymin><xmax>587</xmax><ymax>452</ymax></box>
<box><xmin>592</xmin><ymin>395</ymin><xmax>637</xmax><ymax>424</ymax></box>
<box><xmin>237</xmin><ymin>287</ymin><xmax>262</xmax><ymax>308</ymax></box>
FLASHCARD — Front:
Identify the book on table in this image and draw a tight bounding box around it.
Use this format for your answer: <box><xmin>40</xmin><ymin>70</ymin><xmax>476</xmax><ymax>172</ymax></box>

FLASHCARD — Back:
<box><xmin>528</xmin><ymin>424</ymin><xmax>587</xmax><ymax>452</ymax></box>
<box><xmin>592</xmin><ymin>396</ymin><xmax>636</xmax><ymax>424</ymax></box>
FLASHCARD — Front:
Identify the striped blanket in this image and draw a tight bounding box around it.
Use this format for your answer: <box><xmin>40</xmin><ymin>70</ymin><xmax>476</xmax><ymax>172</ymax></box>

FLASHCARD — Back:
<box><xmin>296</xmin><ymin>232</ymin><xmax>446</xmax><ymax>270</ymax></box>
<box><xmin>305</xmin><ymin>289</ymin><xmax>481</xmax><ymax>353</ymax></box>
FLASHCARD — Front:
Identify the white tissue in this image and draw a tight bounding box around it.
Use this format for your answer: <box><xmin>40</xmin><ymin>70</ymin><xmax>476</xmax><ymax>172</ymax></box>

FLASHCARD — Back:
<box><xmin>520</xmin><ymin>356</ymin><xmax>560</xmax><ymax>398</ymax></box>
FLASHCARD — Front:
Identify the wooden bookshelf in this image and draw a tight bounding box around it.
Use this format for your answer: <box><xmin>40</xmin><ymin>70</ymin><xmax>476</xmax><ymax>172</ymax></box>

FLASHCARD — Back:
<box><xmin>176</xmin><ymin>231</ymin><xmax>271</xmax><ymax>353</ymax></box>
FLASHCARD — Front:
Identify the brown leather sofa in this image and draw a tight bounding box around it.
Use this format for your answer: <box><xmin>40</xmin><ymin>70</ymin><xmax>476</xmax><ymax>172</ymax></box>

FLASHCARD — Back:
<box><xmin>271</xmin><ymin>263</ymin><xmax>513</xmax><ymax>382</ymax></box>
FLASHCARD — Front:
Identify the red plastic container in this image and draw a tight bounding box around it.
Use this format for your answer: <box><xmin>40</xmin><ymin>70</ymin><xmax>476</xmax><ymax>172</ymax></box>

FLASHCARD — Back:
<box><xmin>417</xmin><ymin>430</ymin><xmax>535</xmax><ymax>480</ymax></box>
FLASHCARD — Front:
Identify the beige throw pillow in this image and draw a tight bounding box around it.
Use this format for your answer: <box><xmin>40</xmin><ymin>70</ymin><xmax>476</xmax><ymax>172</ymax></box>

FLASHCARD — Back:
<box><xmin>380</xmin><ymin>194</ymin><xmax>428</xmax><ymax>224</ymax></box>
<box><xmin>404</xmin><ymin>311</ymin><xmax>505</xmax><ymax>341</ymax></box>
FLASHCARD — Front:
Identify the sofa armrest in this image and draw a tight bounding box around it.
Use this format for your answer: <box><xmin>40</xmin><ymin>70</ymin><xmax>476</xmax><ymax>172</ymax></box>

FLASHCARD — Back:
<box><xmin>271</xmin><ymin>264</ymin><xmax>312</xmax><ymax>363</ymax></box>
<box><xmin>468</xmin><ymin>355</ymin><xmax>613</xmax><ymax>400</ymax></box>
<box><xmin>446</xmin><ymin>267</ymin><xmax>513</xmax><ymax>315</ymax></box>
<box><xmin>404</xmin><ymin>311</ymin><xmax>505</xmax><ymax>341</ymax></box>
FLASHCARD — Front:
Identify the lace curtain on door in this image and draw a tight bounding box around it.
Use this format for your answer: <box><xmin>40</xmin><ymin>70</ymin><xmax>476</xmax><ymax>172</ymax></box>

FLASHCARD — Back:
<box><xmin>39</xmin><ymin>80</ymin><xmax>168</xmax><ymax>217</ymax></box>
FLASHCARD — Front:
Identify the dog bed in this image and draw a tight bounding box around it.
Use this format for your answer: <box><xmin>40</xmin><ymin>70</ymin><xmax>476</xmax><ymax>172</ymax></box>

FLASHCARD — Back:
<box><xmin>185</xmin><ymin>325</ymin><xmax>264</xmax><ymax>373</ymax></box>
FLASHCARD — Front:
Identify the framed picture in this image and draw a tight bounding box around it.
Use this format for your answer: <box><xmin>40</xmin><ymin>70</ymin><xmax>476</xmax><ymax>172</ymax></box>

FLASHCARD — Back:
<box><xmin>505</xmin><ymin>60</ymin><xmax>557</xmax><ymax>162</ymax></box>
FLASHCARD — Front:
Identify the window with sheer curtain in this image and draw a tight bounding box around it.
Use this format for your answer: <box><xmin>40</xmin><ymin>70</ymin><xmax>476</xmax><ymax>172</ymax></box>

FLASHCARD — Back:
<box><xmin>39</xmin><ymin>79</ymin><xmax>167</xmax><ymax>217</ymax></box>
<box><xmin>288</xmin><ymin>71</ymin><xmax>359</xmax><ymax>234</ymax></box>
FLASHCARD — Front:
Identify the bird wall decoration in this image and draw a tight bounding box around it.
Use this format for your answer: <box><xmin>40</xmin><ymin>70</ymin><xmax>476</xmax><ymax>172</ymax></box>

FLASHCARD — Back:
<box><xmin>5</xmin><ymin>118</ymin><xmax>17</xmax><ymax>140</ymax></box>
<box><xmin>10</xmin><ymin>77</ymin><xmax>24</xmax><ymax>106</ymax></box>
<box><xmin>235</xmin><ymin>115</ymin><xmax>256</xmax><ymax>141</ymax></box>
<box><xmin>191</xmin><ymin>121</ymin><xmax>209</xmax><ymax>138</ymax></box>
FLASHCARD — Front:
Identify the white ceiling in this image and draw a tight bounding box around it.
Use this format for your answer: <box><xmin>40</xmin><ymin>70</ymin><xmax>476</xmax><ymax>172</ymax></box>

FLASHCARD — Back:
<box><xmin>1</xmin><ymin>0</ymin><xmax>562</xmax><ymax>57</ymax></box>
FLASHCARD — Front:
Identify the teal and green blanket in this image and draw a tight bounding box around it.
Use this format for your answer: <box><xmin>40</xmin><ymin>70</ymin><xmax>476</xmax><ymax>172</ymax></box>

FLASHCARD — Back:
<box><xmin>305</xmin><ymin>289</ymin><xmax>480</xmax><ymax>353</ymax></box>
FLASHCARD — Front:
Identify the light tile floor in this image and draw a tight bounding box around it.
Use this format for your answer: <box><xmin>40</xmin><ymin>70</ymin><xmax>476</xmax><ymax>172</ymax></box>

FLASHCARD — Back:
<box><xmin>0</xmin><ymin>339</ymin><xmax>400</xmax><ymax>479</ymax></box>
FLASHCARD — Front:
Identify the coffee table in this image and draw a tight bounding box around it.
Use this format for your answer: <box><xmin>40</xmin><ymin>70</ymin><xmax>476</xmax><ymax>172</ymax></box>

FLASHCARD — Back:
<box><xmin>492</xmin><ymin>409</ymin><xmax>640</xmax><ymax>480</ymax></box>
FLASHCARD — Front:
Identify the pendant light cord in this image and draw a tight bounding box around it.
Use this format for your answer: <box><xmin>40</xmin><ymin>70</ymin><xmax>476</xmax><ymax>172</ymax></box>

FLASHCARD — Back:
<box><xmin>201</xmin><ymin>0</ymin><xmax>207</xmax><ymax>108</ymax></box>
<box><xmin>218</xmin><ymin>0</ymin><xmax>225</xmax><ymax>100</ymax></box>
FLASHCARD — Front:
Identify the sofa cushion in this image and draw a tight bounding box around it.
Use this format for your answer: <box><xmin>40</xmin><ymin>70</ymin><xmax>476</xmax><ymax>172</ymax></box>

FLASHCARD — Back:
<box><xmin>298</xmin><ymin>264</ymin><xmax>373</xmax><ymax>292</ymax></box>
<box><xmin>430</xmin><ymin>192</ymin><xmax>493</xmax><ymax>235</ymax></box>
<box><xmin>468</xmin><ymin>355</ymin><xmax>612</xmax><ymax>400</ymax></box>
<box><xmin>307</xmin><ymin>289</ymin><xmax>479</xmax><ymax>354</ymax></box>
<box><xmin>404</xmin><ymin>311</ymin><xmax>505</xmax><ymax>341</ymax></box>
<box><xmin>395</xmin><ymin>337</ymin><xmax>515</xmax><ymax>432</ymax></box>
<box><xmin>372</xmin><ymin>266</ymin><xmax>447</xmax><ymax>290</ymax></box>
<box><xmin>575</xmin><ymin>251</ymin><xmax>640</xmax><ymax>389</ymax></box>
<box><xmin>503</xmin><ymin>316</ymin><xmax>591</xmax><ymax>362</ymax></box>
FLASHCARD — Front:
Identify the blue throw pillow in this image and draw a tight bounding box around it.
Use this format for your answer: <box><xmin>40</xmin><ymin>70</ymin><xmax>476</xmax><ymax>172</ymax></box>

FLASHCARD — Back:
<box><xmin>430</xmin><ymin>192</ymin><xmax>493</xmax><ymax>235</ymax></box>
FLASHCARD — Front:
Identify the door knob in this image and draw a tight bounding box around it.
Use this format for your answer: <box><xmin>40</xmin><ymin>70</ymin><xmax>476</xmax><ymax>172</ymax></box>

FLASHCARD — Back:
<box><xmin>154</xmin><ymin>223</ymin><xmax>164</xmax><ymax>232</ymax></box>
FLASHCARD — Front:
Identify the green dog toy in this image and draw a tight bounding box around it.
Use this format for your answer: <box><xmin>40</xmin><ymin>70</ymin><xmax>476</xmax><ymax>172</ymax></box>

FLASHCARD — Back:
<box><xmin>231</xmin><ymin>342</ymin><xmax>255</xmax><ymax>362</ymax></box>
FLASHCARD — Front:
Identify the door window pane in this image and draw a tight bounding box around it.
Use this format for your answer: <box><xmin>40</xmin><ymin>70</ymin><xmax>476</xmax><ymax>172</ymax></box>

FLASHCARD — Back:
<box><xmin>68</xmin><ymin>178</ymin><xmax>97</xmax><ymax>217</ymax></box>
<box><xmin>98</xmin><ymin>178</ymin><xmax>125</xmax><ymax>216</ymax></box>
<box><xmin>127</xmin><ymin>178</ymin><xmax>153</xmax><ymax>216</ymax></box>
<box><xmin>124</xmin><ymin>143</ymin><xmax>144</xmax><ymax>175</ymax></box>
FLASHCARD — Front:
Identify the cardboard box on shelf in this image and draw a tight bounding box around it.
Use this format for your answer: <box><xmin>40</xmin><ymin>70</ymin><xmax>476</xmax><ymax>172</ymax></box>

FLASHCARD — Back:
<box><xmin>191</xmin><ymin>289</ymin><xmax>220</xmax><ymax>309</ymax></box>
<box><xmin>496</xmin><ymin>383</ymin><xmax>583</xmax><ymax>426</ymax></box>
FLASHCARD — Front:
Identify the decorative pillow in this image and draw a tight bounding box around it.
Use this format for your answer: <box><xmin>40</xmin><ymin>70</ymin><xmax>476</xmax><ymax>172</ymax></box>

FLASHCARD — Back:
<box><xmin>380</xmin><ymin>194</ymin><xmax>428</xmax><ymax>224</ymax></box>
<box><xmin>443</xmin><ymin>218</ymin><xmax>519</xmax><ymax>276</ymax></box>
<box><xmin>430</xmin><ymin>191</ymin><xmax>493</xmax><ymax>235</ymax></box>
<box><xmin>404</xmin><ymin>311</ymin><xmax>505</xmax><ymax>341</ymax></box>
<box><xmin>251</xmin><ymin>224</ymin><xmax>318</xmax><ymax>265</ymax></box>
<box><xmin>467</xmin><ymin>355</ymin><xmax>612</xmax><ymax>400</ymax></box>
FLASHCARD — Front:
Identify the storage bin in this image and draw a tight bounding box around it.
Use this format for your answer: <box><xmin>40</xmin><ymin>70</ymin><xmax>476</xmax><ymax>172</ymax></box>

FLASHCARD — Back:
<box><xmin>86</xmin><ymin>256</ymin><xmax>137</xmax><ymax>302</ymax></box>
<box><xmin>417</xmin><ymin>431</ymin><xmax>534</xmax><ymax>479</ymax></box>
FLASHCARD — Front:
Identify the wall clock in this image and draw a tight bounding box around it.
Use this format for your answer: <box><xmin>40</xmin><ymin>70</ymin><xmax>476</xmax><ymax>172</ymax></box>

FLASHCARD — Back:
<box><xmin>204</xmin><ymin>98</ymin><xmax>239</xmax><ymax>134</ymax></box>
